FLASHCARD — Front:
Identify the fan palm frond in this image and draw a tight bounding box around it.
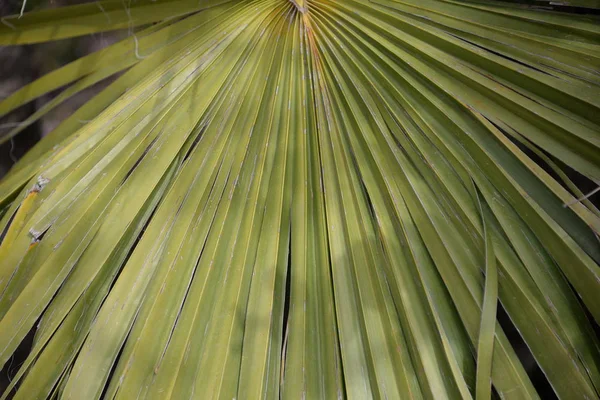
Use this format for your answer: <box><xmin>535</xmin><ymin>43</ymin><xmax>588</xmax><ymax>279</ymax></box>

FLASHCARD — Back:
<box><xmin>0</xmin><ymin>0</ymin><xmax>599</xmax><ymax>398</ymax></box>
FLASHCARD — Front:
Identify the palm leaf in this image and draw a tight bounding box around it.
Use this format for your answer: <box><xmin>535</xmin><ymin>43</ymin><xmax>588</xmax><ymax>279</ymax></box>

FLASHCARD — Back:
<box><xmin>0</xmin><ymin>0</ymin><xmax>599</xmax><ymax>398</ymax></box>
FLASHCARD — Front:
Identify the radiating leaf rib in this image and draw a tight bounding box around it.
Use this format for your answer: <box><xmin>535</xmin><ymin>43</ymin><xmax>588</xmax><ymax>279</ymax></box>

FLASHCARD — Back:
<box><xmin>4</xmin><ymin>153</ymin><xmax>178</xmax><ymax>400</ymax></box>
<box><xmin>474</xmin><ymin>193</ymin><xmax>498</xmax><ymax>400</ymax></box>
<box><xmin>0</xmin><ymin>27</ymin><xmax>241</xmax><ymax>320</ymax></box>
<box><xmin>180</xmin><ymin>8</ymin><xmax>295</xmax><ymax>398</ymax></box>
<box><xmin>308</xmin><ymin>10</ymin><xmax>475</xmax><ymax>398</ymax></box>
<box><xmin>321</xmin><ymin>0</ymin><xmax>600</xmax><ymax>181</ymax></box>
<box><xmin>282</xmin><ymin>15</ymin><xmax>343</xmax><ymax>400</ymax></box>
<box><xmin>308</xmin><ymin>5</ymin><xmax>524</xmax><ymax>394</ymax></box>
<box><xmin>311</xmin><ymin>25</ymin><xmax>430</xmax><ymax>398</ymax></box>
<box><xmin>133</xmin><ymin>6</ymin><xmax>298</xmax><ymax>398</ymax></box>
<box><xmin>0</xmin><ymin>2</ymin><xmax>251</xmax><ymax>209</ymax></box>
<box><xmin>304</xmin><ymin>12</ymin><xmax>540</xmax><ymax>400</ymax></box>
<box><xmin>57</xmin><ymin>21</ymin><xmax>276</xmax><ymax>400</ymax></box>
<box><xmin>378</xmin><ymin>0</ymin><xmax>600</xmax><ymax>84</ymax></box>
<box><xmin>109</xmin><ymin>6</ymin><xmax>296</xmax><ymax>398</ymax></box>
<box><xmin>237</xmin><ymin>9</ymin><xmax>296</xmax><ymax>398</ymax></box>
<box><xmin>102</xmin><ymin>15</ymin><xmax>275</xmax><ymax>397</ymax></box>
<box><xmin>0</xmin><ymin>22</ymin><xmax>250</xmax><ymax>379</ymax></box>
<box><xmin>314</xmin><ymin>2</ymin><xmax>600</xmax><ymax>396</ymax></box>
<box><xmin>318</xmin><ymin>0</ymin><xmax>600</xmax><ymax>320</ymax></box>
<box><xmin>360</xmin><ymin>36</ymin><xmax>600</xmax><ymax>394</ymax></box>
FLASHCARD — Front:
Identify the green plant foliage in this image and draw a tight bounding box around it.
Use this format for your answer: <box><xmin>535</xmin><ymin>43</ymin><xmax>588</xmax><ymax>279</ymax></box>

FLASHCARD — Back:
<box><xmin>0</xmin><ymin>0</ymin><xmax>599</xmax><ymax>398</ymax></box>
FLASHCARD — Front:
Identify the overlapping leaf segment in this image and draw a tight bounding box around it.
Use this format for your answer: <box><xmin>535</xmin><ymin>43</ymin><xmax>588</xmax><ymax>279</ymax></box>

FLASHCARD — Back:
<box><xmin>0</xmin><ymin>0</ymin><xmax>599</xmax><ymax>398</ymax></box>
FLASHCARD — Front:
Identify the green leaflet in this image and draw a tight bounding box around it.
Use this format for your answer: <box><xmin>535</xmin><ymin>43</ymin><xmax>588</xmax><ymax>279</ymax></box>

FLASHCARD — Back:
<box><xmin>474</xmin><ymin>190</ymin><xmax>498</xmax><ymax>400</ymax></box>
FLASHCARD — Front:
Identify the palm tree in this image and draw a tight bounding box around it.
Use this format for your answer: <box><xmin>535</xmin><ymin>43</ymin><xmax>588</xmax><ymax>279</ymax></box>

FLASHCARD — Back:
<box><xmin>0</xmin><ymin>0</ymin><xmax>599</xmax><ymax>398</ymax></box>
